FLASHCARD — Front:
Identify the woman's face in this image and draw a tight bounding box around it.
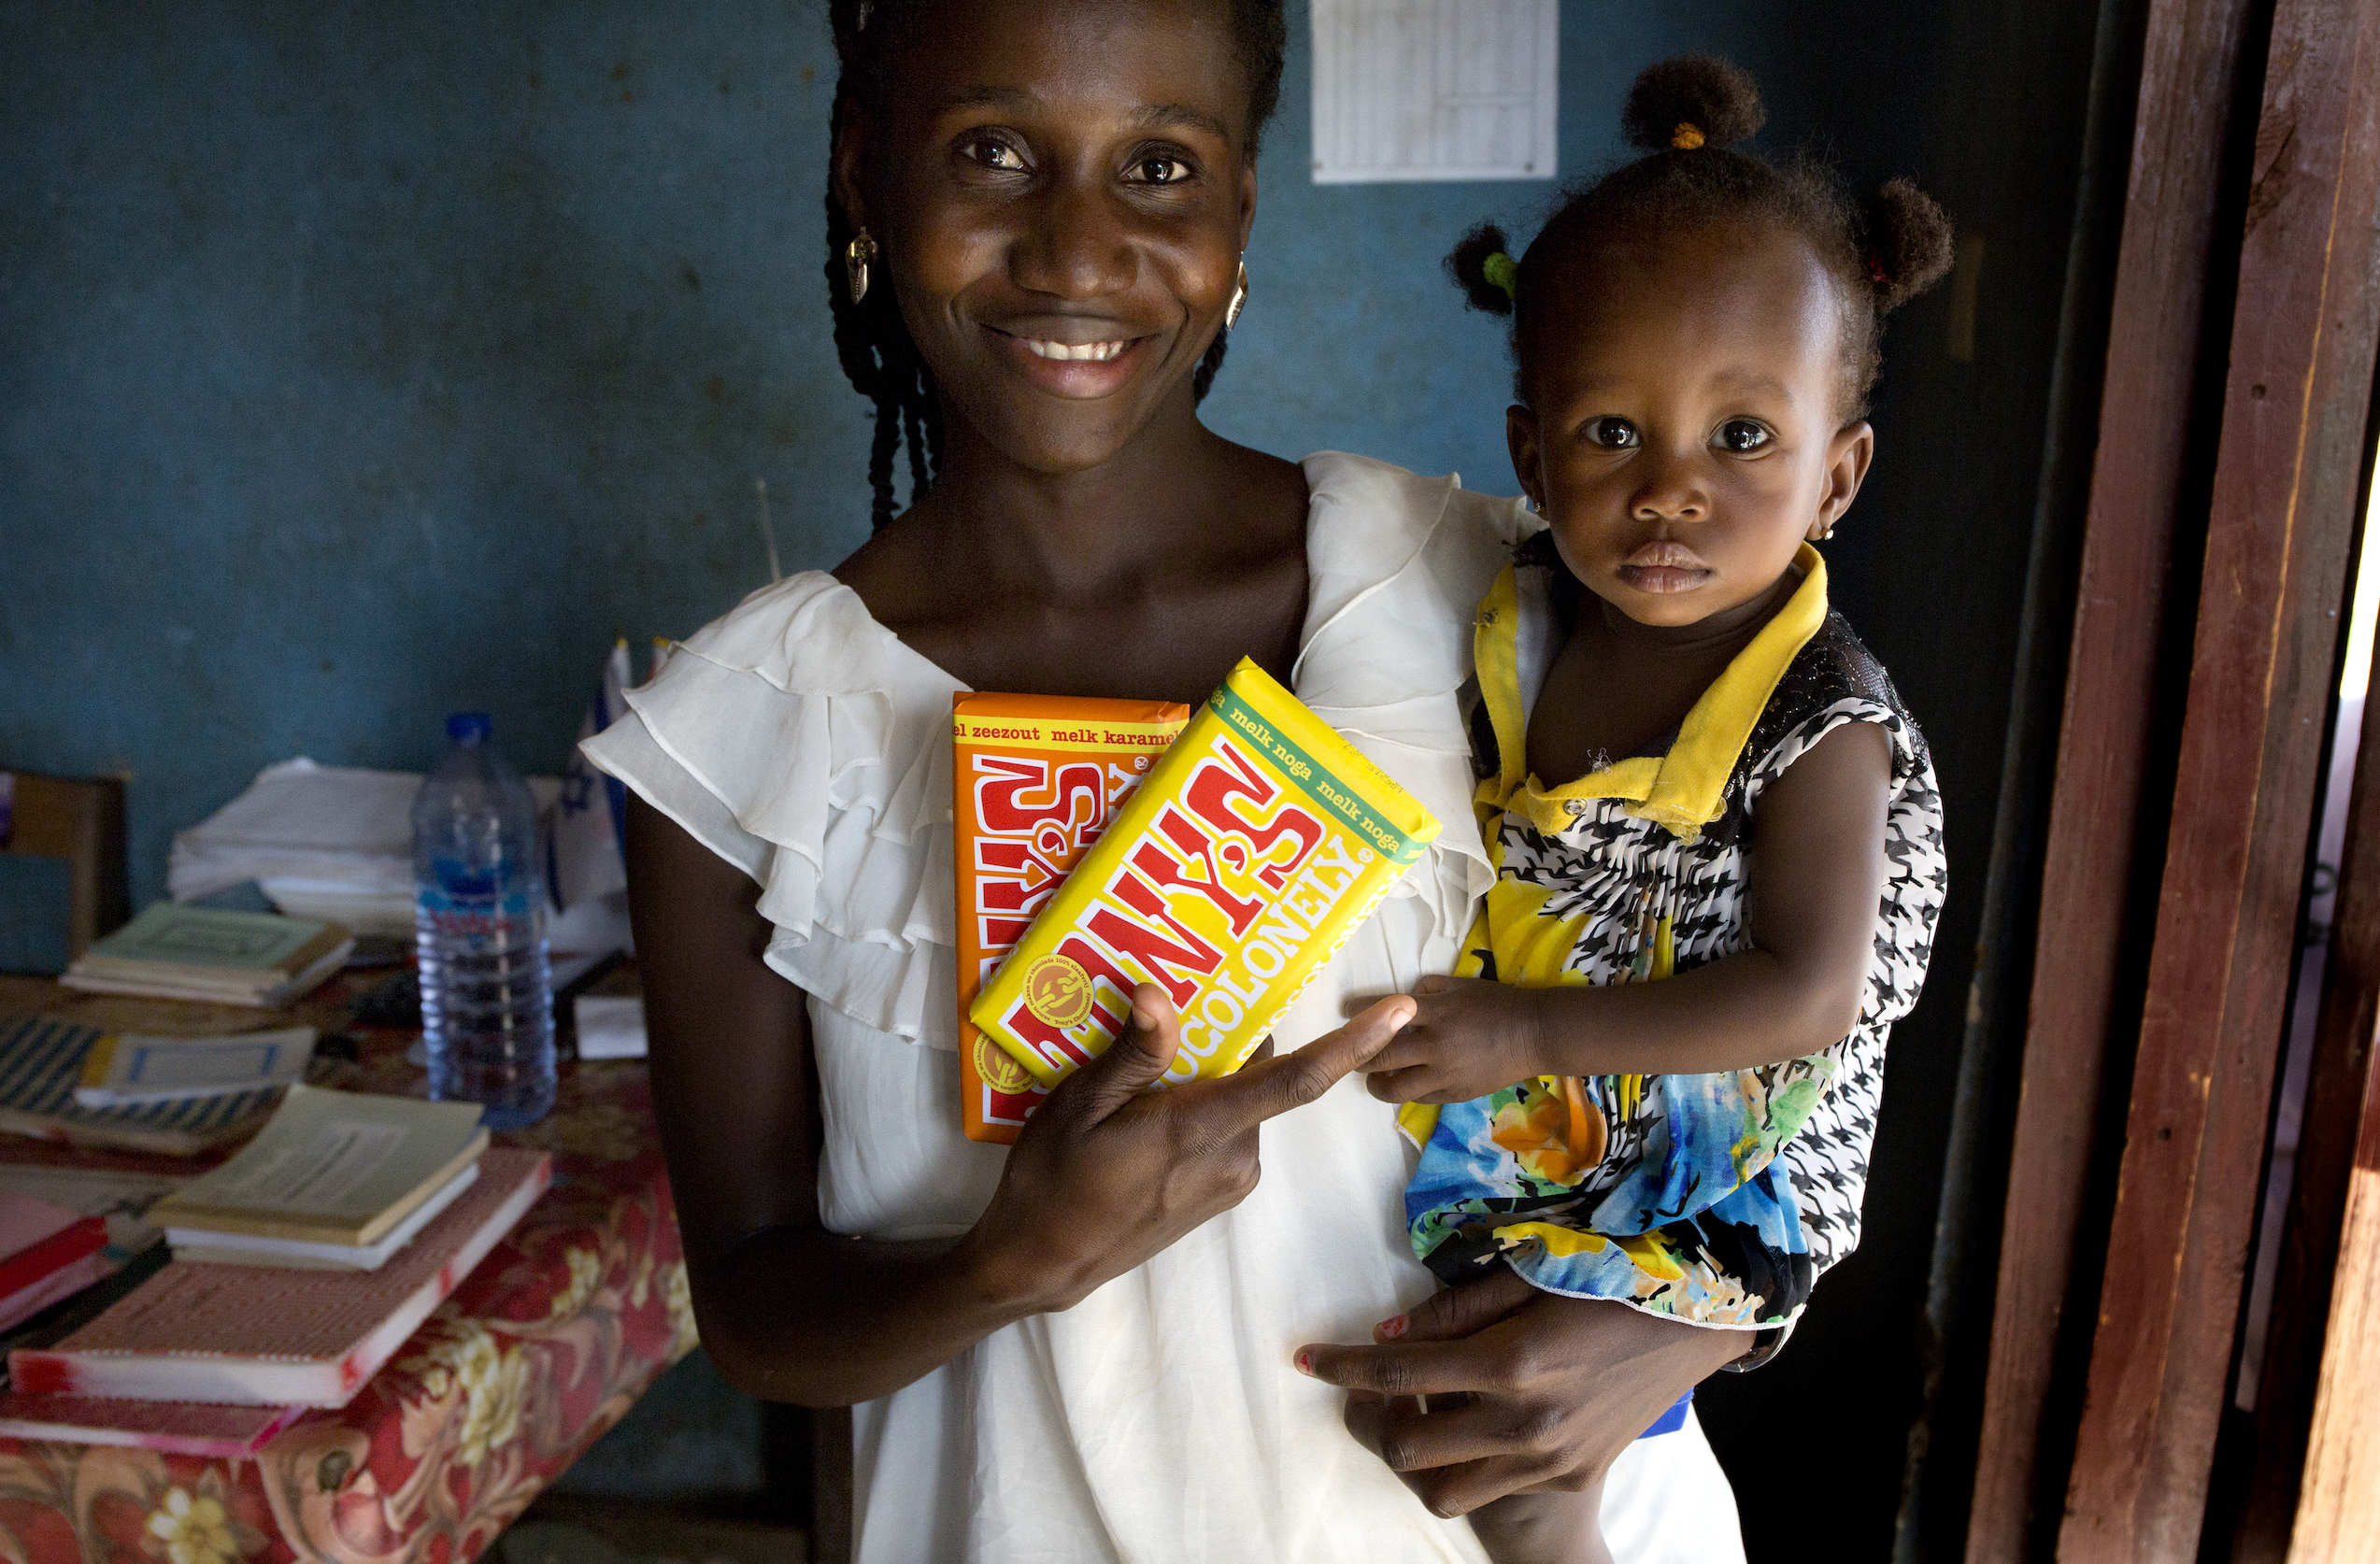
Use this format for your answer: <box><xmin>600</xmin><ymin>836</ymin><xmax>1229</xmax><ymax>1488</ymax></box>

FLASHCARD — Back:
<box><xmin>836</xmin><ymin>0</ymin><xmax>1258</xmax><ymax>476</ymax></box>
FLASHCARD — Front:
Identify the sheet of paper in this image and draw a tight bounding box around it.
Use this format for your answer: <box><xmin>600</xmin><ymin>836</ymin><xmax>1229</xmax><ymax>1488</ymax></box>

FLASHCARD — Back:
<box><xmin>1309</xmin><ymin>0</ymin><xmax>1559</xmax><ymax>184</ymax></box>
<box><xmin>168</xmin><ymin>758</ymin><xmax>564</xmax><ymax>904</ymax></box>
<box><xmin>211</xmin><ymin>1121</ymin><xmax>407</xmax><ymax>1211</ymax></box>
<box><xmin>574</xmin><ymin>994</ymin><xmax>647</xmax><ymax>1060</ymax></box>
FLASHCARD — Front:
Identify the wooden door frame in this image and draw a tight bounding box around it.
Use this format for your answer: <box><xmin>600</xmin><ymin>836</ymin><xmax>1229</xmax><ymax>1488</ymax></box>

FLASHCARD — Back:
<box><xmin>1965</xmin><ymin>0</ymin><xmax>2264</xmax><ymax>1551</ymax></box>
<box><xmin>1968</xmin><ymin>0</ymin><xmax>2380</xmax><ymax>1556</ymax></box>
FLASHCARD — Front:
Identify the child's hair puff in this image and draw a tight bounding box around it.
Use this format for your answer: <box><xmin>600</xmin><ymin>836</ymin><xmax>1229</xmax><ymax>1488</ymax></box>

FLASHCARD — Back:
<box><xmin>1445</xmin><ymin>222</ymin><xmax>1519</xmax><ymax>317</ymax></box>
<box><xmin>1618</xmin><ymin>56</ymin><xmax>1765</xmax><ymax>152</ymax></box>
<box><xmin>1447</xmin><ymin>56</ymin><xmax>1954</xmax><ymax>417</ymax></box>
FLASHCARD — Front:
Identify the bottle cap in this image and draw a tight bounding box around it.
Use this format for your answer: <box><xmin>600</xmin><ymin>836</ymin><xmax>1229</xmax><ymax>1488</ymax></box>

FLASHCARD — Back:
<box><xmin>446</xmin><ymin>712</ymin><xmax>493</xmax><ymax>743</ymax></box>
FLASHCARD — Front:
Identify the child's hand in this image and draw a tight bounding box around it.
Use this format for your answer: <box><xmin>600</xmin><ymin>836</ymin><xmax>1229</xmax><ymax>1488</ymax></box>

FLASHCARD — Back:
<box><xmin>1361</xmin><ymin>974</ymin><xmax>1547</xmax><ymax>1104</ymax></box>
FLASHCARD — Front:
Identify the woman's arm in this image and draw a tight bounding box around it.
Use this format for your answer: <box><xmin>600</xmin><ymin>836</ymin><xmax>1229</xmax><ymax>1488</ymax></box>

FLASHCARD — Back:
<box><xmin>630</xmin><ymin>793</ymin><xmax>1017</xmax><ymax>1402</ymax></box>
<box><xmin>629</xmin><ymin>794</ymin><xmax>1411</xmax><ymax>1406</ymax></box>
<box><xmin>1363</xmin><ymin>720</ymin><xmax>1893</xmax><ymax>1102</ymax></box>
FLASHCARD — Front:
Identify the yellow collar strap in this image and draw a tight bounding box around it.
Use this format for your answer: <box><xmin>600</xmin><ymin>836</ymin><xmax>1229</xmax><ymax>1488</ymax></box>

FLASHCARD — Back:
<box><xmin>1475</xmin><ymin>543</ymin><xmax>1830</xmax><ymax>845</ymax></box>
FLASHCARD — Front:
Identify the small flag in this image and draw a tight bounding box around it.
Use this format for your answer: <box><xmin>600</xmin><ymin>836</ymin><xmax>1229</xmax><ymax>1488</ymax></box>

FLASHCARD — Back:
<box><xmin>550</xmin><ymin>639</ymin><xmax>634</xmax><ymax>912</ymax></box>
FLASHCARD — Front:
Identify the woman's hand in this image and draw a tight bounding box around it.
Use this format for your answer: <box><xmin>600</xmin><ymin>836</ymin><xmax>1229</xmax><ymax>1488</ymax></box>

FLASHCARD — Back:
<box><xmin>1295</xmin><ymin>1265</ymin><xmax>1746</xmax><ymax>1515</ymax></box>
<box><xmin>1361</xmin><ymin>974</ymin><xmax>1548</xmax><ymax>1104</ymax></box>
<box><xmin>962</xmin><ymin>985</ymin><xmax>1417</xmax><ymax>1315</ymax></box>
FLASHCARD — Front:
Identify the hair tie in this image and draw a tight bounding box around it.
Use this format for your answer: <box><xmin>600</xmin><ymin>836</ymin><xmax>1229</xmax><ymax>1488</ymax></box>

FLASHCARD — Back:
<box><xmin>1481</xmin><ymin>251</ymin><xmax>1520</xmax><ymax>301</ymax></box>
<box><xmin>856</xmin><ymin>0</ymin><xmax>873</xmax><ymax>27</ymax></box>
<box><xmin>1670</xmin><ymin>122</ymin><xmax>1705</xmax><ymax>150</ymax></box>
<box><xmin>1866</xmin><ymin>252</ymin><xmax>1888</xmax><ymax>287</ymax></box>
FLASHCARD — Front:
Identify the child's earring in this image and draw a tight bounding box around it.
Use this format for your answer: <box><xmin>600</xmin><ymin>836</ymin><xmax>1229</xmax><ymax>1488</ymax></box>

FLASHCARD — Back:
<box><xmin>846</xmin><ymin>229</ymin><xmax>878</xmax><ymax>305</ymax></box>
<box><xmin>1225</xmin><ymin>259</ymin><xmax>1249</xmax><ymax>329</ymax></box>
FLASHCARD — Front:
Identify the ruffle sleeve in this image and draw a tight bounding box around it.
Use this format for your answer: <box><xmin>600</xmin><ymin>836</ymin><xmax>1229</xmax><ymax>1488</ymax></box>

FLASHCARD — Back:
<box><xmin>579</xmin><ymin>573</ymin><xmax>965</xmax><ymax>1046</ymax></box>
<box><xmin>1294</xmin><ymin>452</ymin><xmax>1536</xmax><ymax>952</ymax></box>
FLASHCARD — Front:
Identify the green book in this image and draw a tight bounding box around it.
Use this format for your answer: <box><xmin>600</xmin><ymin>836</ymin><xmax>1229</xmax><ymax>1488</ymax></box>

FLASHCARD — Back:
<box><xmin>82</xmin><ymin>904</ymin><xmax>339</xmax><ymax>975</ymax></box>
<box><xmin>62</xmin><ymin>904</ymin><xmax>350</xmax><ymax>1005</ymax></box>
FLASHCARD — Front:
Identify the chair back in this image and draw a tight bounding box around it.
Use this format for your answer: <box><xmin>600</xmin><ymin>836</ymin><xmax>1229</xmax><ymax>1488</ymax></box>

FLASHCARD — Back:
<box><xmin>0</xmin><ymin>771</ymin><xmax>130</xmax><ymax>971</ymax></box>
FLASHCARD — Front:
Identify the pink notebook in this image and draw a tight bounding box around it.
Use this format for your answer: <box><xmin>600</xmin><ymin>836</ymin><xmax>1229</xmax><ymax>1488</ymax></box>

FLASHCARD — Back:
<box><xmin>0</xmin><ymin>1393</ymin><xmax>306</xmax><ymax>1457</ymax></box>
<box><xmin>9</xmin><ymin>1148</ymin><xmax>549</xmax><ymax>1407</ymax></box>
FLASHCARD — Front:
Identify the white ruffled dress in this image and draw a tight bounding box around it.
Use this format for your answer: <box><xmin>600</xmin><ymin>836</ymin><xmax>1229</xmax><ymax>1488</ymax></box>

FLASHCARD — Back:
<box><xmin>583</xmin><ymin>453</ymin><xmax>1746</xmax><ymax>1564</ymax></box>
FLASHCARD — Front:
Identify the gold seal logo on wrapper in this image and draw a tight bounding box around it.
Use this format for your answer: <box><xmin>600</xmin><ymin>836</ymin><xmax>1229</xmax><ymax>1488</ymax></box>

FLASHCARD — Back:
<box><xmin>971</xmin><ymin>1035</ymin><xmax>1035</xmax><ymax>1096</ymax></box>
<box><xmin>1021</xmin><ymin>954</ymin><xmax>1095</xmax><ymax>1027</ymax></box>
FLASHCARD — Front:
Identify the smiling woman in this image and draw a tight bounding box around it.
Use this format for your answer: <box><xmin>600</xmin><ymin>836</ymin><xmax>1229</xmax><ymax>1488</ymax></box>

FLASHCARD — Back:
<box><xmin>583</xmin><ymin>5</ymin><xmax>1749</xmax><ymax>1562</ymax></box>
<box><xmin>821</xmin><ymin>0</ymin><xmax>1283</xmax><ymax>529</ymax></box>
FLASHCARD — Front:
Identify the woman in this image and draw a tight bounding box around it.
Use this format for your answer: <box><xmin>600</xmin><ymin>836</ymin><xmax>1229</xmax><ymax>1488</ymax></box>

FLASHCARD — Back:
<box><xmin>589</xmin><ymin>2</ymin><xmax>1749</xmax><ymax>1557</ymax></box>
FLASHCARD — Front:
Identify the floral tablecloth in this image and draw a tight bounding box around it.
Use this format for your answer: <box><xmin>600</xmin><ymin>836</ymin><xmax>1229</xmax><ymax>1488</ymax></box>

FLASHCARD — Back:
<box><xmin>0</xmin><ymin>974</ymin><xmax>691</xmax><ymax>1564</ymax></box>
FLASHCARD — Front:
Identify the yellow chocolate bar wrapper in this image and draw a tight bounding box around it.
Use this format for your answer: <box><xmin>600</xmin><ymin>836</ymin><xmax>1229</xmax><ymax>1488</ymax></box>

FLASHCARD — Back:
<box><xmin>969</xmin><ymin>658</ymin><xmax>1440</xmax><ymax>1089</ymax></box>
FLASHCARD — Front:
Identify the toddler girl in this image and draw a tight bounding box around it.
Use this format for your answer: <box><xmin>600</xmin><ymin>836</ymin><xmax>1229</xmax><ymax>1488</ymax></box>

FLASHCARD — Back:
<box><xmin>1362</xmin><ymin>58</ymin><xmax>1953</xmax><ymax>1563</ymax></box>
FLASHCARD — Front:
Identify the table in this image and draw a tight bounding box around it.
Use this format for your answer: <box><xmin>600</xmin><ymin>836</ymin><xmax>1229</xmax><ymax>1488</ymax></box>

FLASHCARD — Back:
<box><xmin>0</xmin><ymin>972</ymin><xmax>688</xmax><ymax>1564</ymax></box>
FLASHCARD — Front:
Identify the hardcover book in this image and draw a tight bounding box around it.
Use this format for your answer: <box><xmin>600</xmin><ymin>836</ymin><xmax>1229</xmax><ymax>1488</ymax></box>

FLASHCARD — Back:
<box><xmin>951</xmin><ymin>692</ymin><xmax>1190</xmax><ymax>1143</ymax></box>
<box><xmin>969</xmin><ymin>658</ymin><xmax>1439</xmax><ymax>1091</ymax></box>
<box><xmin>0</xmin><ymin>1193</ymin><xmax>111</xmax><ymax>1334</ymax></box>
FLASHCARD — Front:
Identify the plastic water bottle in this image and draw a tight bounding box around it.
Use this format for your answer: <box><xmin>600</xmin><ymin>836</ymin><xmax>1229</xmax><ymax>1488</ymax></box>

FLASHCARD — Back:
<box><xmin>413</xmin><ymin>713</ymin><xmax>555</xmax><ymax>1129</ymax></box>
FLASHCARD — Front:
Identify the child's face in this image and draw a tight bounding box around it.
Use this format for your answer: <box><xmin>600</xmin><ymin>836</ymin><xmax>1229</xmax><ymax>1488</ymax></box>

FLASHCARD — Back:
<box><xmin>1506</xmin><ymin>222</ymin><xmax>1874</xmax><ymax>629</ymax></box>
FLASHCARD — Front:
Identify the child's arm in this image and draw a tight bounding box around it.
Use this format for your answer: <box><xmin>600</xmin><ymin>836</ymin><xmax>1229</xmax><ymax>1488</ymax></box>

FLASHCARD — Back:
<box><xmin>1365</xmin><ymin>721</ymin><xmax>1893</xmax><ymax>1105</ymax></box>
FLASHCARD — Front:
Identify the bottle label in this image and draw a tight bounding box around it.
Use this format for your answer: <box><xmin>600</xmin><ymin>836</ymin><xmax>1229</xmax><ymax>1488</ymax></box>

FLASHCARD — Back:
<box><xmin>417</xmin><ymin>884</ymin><xmax>542</xmax><ymax>947</ymax></box>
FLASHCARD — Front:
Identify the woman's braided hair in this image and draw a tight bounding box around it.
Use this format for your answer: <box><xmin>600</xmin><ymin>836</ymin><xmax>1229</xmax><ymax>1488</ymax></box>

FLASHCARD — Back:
<box><xmin>825</xmin><ymin>0</ymin><xmax>1290</xmax><ymax>529</ymax></box>
<box><xmin>1447</xmin><ymin>57</ymin><xmax>1955</xmax><ymax>419</ymax></box>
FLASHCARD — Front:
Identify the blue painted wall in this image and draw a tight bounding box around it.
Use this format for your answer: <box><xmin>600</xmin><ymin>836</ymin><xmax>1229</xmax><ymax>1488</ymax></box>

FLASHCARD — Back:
<box><xmin>1</xmin><ymin>1</ymin><xmax>1932</xmax><ymax>906</ymax></box>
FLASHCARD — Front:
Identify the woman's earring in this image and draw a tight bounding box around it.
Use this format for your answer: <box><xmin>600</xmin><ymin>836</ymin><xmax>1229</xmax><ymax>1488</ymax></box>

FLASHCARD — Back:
<box><xmin>1816</xmin><ymin>522</ymin><xmax>1835</xmax><ymax>540</ymax></box>
<box><xmin>1224</xmin><ymin>260</ymin><xmax>1249</xmax><ymax>329</ymax></box>
<box><xmin>846</xmin><ymin>229</ymin><xmax>878</xmax><ymax>305</ymax></box>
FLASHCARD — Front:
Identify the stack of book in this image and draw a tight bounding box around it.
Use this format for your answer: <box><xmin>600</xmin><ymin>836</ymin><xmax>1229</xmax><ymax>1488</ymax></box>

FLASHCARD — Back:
<box><xmin>8</xmin><ymin>1088</ymin><xmax>550</xmax><ymax>1407</ymax></box>
<box><xmin>148</xmin><ymin>1087</ymin><xmax>489</xmax><ymax>1271</ymax></box>
<box><xmin>62</xmin><ymin>904</ymin><xmax>352</xmax><ymax>1008</ymax></box>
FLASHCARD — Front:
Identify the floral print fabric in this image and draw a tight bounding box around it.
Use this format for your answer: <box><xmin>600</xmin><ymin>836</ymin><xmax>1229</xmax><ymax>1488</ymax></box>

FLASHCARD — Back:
<box><xmin>0</xmin><ymin>970</ymin><xmax>690</xmax><ymax>1564</ymax></box>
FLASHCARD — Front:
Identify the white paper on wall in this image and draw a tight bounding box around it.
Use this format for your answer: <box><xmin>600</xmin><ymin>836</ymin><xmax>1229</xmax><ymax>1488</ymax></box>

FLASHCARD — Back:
<box><xmin>1309</xmin><ymin>0</ymin><xmax>1559</xmax><ymax>184</ymax></box>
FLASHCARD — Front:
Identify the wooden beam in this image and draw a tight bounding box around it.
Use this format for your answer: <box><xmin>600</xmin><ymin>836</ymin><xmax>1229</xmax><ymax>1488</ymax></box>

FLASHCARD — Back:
<box><xmin>1964</xmin><ymin>0</ymin><xmax>2259</xmax><ymax>1554</ymax></box>
<box><xmin>2059</xmin><ymin>0</ymin><xmax>2380</xmax><ymax>1555</ymax></box>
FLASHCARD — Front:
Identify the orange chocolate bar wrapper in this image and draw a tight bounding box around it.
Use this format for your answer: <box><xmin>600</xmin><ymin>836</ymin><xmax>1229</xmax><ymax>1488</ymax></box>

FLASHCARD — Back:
<box><xmin>953</xmin><ymin>692</ymin><xmax>1192</xmax><ymax>1144</ymax></box>
<box><xmin>971</xmin><ymin>658</ymin><xmax>1440</xmax><ymax>1091</ymax></box>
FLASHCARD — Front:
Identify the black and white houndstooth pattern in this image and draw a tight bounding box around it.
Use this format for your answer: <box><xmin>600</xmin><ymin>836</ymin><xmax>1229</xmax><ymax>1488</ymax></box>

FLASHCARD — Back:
<box><xmin>1480</xmin><ymin>612</ymin><xmax>1949</xmax><ymax>1276</ymax></box>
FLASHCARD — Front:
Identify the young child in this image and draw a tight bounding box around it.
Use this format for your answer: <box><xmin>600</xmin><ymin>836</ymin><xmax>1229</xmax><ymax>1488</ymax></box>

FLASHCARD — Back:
<box><xmin>1363</xmin><ymin>58</ymin><xmax>1953</xmax><ymax>1563</ymax></box>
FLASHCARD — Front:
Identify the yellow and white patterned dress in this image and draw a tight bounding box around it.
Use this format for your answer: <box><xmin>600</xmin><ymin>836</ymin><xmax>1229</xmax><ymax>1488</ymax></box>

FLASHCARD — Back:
<box><xmin>1403</xmin><ymin>537</ymin><xmax>1947</xmax><ymax>1336</ymax></box>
